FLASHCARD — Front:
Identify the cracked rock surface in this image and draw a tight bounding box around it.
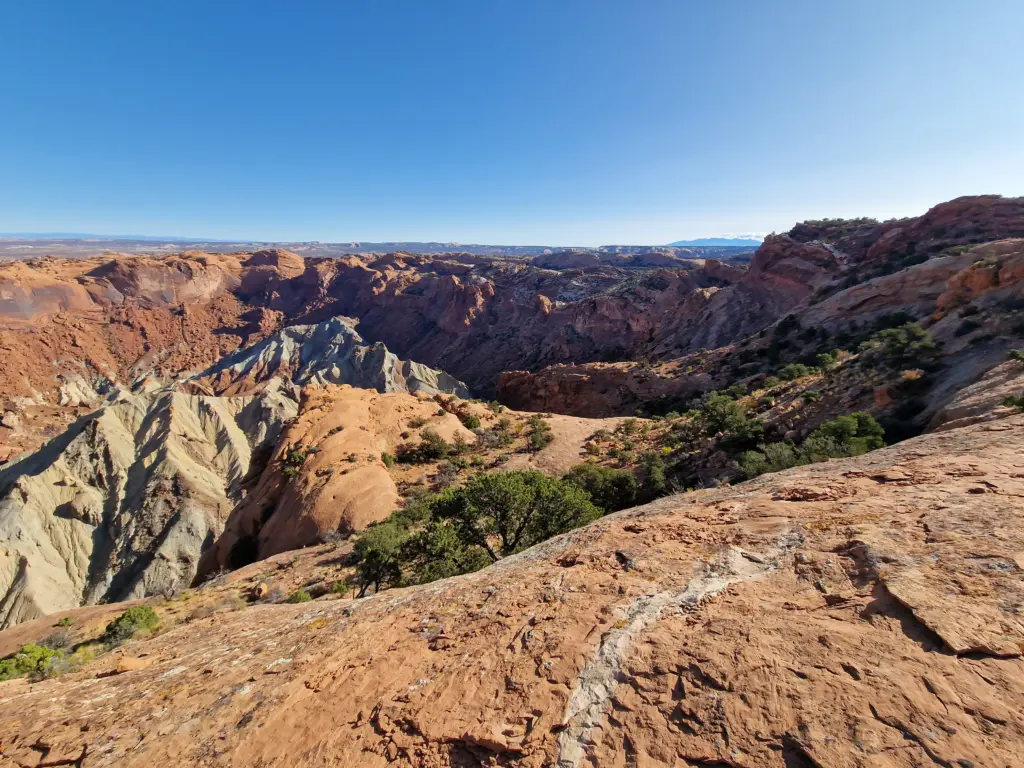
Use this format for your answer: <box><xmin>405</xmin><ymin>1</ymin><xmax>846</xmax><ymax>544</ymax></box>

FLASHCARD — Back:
<box><xmin>1</xmin><ymin>413</ymin><xmax>1023</xmax><ymax>766</ymax></box>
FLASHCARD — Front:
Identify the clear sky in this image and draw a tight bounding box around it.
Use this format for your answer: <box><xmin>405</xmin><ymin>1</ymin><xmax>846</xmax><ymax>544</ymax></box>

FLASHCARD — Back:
<box><xmin>1</xmin><ymin>1</ymin><xmax>1022</xmax><ymax>246</ymax></box>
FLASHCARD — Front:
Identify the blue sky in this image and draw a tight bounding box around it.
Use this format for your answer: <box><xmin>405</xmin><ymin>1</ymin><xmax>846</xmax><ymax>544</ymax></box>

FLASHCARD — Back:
<box><xmin>1</xmin><ymin>1</ymin><xmax>1022</xmax><ymax>246</ymax></box>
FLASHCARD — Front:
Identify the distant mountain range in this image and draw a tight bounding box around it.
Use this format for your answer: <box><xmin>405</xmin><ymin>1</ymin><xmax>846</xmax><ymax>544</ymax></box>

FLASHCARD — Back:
<box><xmin>668</xmin><ymin>237</ymin><xmax>763</xmax><ymax>247</ymax></box>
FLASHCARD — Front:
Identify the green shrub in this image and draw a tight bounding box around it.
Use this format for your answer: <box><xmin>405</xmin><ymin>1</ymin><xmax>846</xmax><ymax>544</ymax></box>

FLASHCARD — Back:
<box><xmin>693</xmin><ymin>394</ymin><xmax>747</xmax><ymax>435</ymax></box>
<box><xmin>667</xmin><ymin>393</ymin><xmax>765</xmax><ymax>455</ymax></box>
<box><xmin>381</xmin><ymin>452</ymin><xmax>396</xmax><ymax>468</ymax></box>
<box><xmin>816</xmin><ymin>351</ymin><xmax>840</xmax><ymax>370</ymax></box>
<box><xmin>0</xmin><ymin>644</ymin><xmax>64</xmax><ymax>682</ymax></box>
<box><xmin>860</xmin><ymin>323</ymin><xmax>939</xmax><ymax>366</ymax></box>
<box><xmin>607</xmin><ymin>447</ymin><xmax>634</xmax><ymax>463</ymax></box>
<box><xmin>458</xmin><ymin>412</ymin><xmax>481</xmax><ymax>430</ymax></box>
<box><xmin>286</xmin><ymin>589</ymin><xmax>312</xmax><ymax>603</ymax></box>
<box><xmin>738</xmin><ymin>442</ymin><xmax>800</xmax><ymax>478</ymax></box>
<box><xmin>397</xmin><ymin>428</ymin><xmax>453</xmax><ymax>463</ymax></box>
<box><xmin>563</xmin><ymin>464</ymin><xmax>637</xmax><ymax>513</ymax></box>
<box><xmin>808</xmin><ymin>412</ymin><xmax>885</xmax><ymax>454</ymax></box>
<box><xmin>779</xmin><ymin>363</ymin><xmax>815</xmax><ymax>381</ymax></box>
<box><xmin>718</xmin><ymin>419</ymin><xmax>765</xmax><ymax>456</ymax></box>
<box><xmin>281</xmin><ymin>448</ymin><xmax>308</xmax><ymax>479</ymax></box>
<box><xmin>352</xmin><ymin>472</ymin><xmax>600</xmax><ymax>594</ymax></box>
<box><xmin>353</xmin><ymin>519</ymin><xmax>411</xmax><ymax>595</ymax></box>
<box><xmin>1008</xmin><ymin>350</ymin><xmax>1024</xmax><ymax>362</ymax></box>
<box><xmin>738</xmin><ymin>412</ymin><xmax>885</xmax><ymax>479</ymax></box>
<box><xmin>57</xmin><ymin>616</ymin><xmax>74</xmax><ymax>628</ymax></box>
<box><xmin>431</xmin><ymin>471</ymin><xmax>600</xmax><ymax>561</ymax></box>
<box><xmin>402</xmin><ymin>519</ymin><xmax>493</xmax><ymax>584</ymax></box>
<box><xmin>526</xmin><ymin>416</ymin><xmax>554</xmax><ymax>451</ymax></box>
<box><xmin>724</xmin><ymin>384</ymin><xmax>748</xmax><ymax>399</ymax></box>
<box><xmin>477</xmin><ymin>416</ymin><xmax>516</xmax><ymax>449</ymax></box>
<box><xmin>1003</xmin><ymin>395</ymin><xmax>1024</xmax><ymax>411</ymax></box>
<box><xmin>803</xmin><ymin>389</ymin><xmax>824</xmax><ymax>403</ymax></box>
<box><xmin>104</xmin><ymin>606</ymin><xmax>159</xmax><ymax>645</ymax></box>
<box><xmin>639</xmin><ymin>451</ymin><xmax>668</xmax><ymax>501</ymax></box>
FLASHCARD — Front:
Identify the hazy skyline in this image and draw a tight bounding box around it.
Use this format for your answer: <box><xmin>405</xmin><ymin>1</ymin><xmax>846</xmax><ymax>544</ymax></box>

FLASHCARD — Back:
<box><xmin>2</xmin><ymin>1</ymin><xmax>1022</xmax><ymax>245</ymax></box>
<box><xmin>0</xmin><ymin>231</ymin><xmax>768</xmax><ymax>247</ymax></box>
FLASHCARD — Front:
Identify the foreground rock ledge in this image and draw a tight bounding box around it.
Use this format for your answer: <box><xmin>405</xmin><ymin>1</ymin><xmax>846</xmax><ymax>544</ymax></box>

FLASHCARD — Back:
<box><xmin>1</xmin><ymin>415</ymin><xmax>1023</xmax><ymax>767</ymax></box>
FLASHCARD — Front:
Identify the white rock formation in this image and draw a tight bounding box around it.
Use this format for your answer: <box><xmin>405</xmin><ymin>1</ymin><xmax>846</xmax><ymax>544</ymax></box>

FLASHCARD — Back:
<box><xmin>192</xmin><ymin>316</ymin><xmax>470</xmax><ymax>397</ymax></box>
<box><xmin>0</xmin><ymin>385</ymin><xmax>296</xmax><ymax>628</ymax></box>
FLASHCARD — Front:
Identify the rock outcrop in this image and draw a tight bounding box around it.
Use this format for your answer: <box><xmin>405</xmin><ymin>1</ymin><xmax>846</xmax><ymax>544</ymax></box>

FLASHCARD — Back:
<box><xmin>931</xmin><ymin>358</ymin><xmax>1024</xmax><ymax>431</ymax></box>
<box><xmin>200</xmin><ymin>386</ymin><xmax>630</xmax><ymax>577</ymax></box>
<box><xmin>500</xmin><ymin>239</ymin><xmax>1024</xmax><ymax>417</ymax></box>
<box><xmin>3</xmin><ymin>197</ymin><xmax>1021</xmax><ymax>460</ymax></box>
<box><xmin>499</xmin><ymin>360</ymin><xmax>713</xmax><ymax>418</ymax></box>
<box><xmin>282</xmin><ymin>254</ymin><xmax>735</xmax><ymax>394</ymax></box>
<box><xmin>863</xmin><ymin>194</ymin><xmax>1024</xmax><ymax>264</ymax></box>
<box><xmin>795</xmin><ymin>238</ymin><xmax>1024</xmax><ymax>331</ymax></box>
<box><xmin>189</xmin><ymin>316</ymin><xmax>469</xmax><ymax>397</ymax></box>
<box><xmin>0</xmin><ymin>249</ymin><xmax>728</xmax><ymax>457</ymax></box>
<box><xmin>0</xmin><ymin>252</ymin><xmax>280</xmax><ymax>460</ymax></box>
<box><xmin>1</xmin><ymin>410</ymin><xmax>1022</xmax><ymax>766</ymax></box>
<box><xmin>0</xmin><ymin>303</ymin><xmax>472</xmax><ymax>624</ymax></box>
<box><xmin>530</xmin><ymin>249</ymin><xmax>719</xmax><ymax>270</ymax></box>
<box><xmin>199</xmin><ymin>386</ymin><xmax>476</xmax><ymax>574</ymax></box>
<box><xmin>0</xmin><ymin>385</ymin><xmax>296</xmax><ymax>628</ymax></box>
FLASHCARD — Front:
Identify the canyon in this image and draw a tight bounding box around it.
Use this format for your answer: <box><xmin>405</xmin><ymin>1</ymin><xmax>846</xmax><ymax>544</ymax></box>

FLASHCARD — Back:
<box><xmin>0</xmin><ymin>195</ymin><xmax>1022</xmax><ymax>766</ymax></box>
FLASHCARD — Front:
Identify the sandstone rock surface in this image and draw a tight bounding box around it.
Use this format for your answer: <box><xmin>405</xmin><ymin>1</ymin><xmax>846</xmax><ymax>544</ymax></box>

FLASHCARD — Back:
<box><xmin>931</xmin><ymin>358</ymin><xmax>1024</xmax><ymax>431</ymax></box>
<box><xmin>199</xmin><ymin>385</ymin><xmax>477</xmax><ymax>574</ymax></box>
<box><xmin>0</xmin><ymin>412</ymin><xmax>1022</xmax><ymax>766</ymax></box>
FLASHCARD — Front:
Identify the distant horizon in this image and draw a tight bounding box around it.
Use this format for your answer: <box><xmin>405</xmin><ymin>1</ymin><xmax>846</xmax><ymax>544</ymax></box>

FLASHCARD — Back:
<box><xmin>0</xmin><ymin>232</ymin><xmax>765</xmax><ymax>248</ymax></box>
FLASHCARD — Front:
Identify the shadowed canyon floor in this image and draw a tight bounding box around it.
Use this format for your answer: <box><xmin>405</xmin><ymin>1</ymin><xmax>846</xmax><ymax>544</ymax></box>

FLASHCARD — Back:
<box><xmin>1</xmin><ymin>412</ymin><xmax>1023</xmax><ymax>766</ymax></box>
